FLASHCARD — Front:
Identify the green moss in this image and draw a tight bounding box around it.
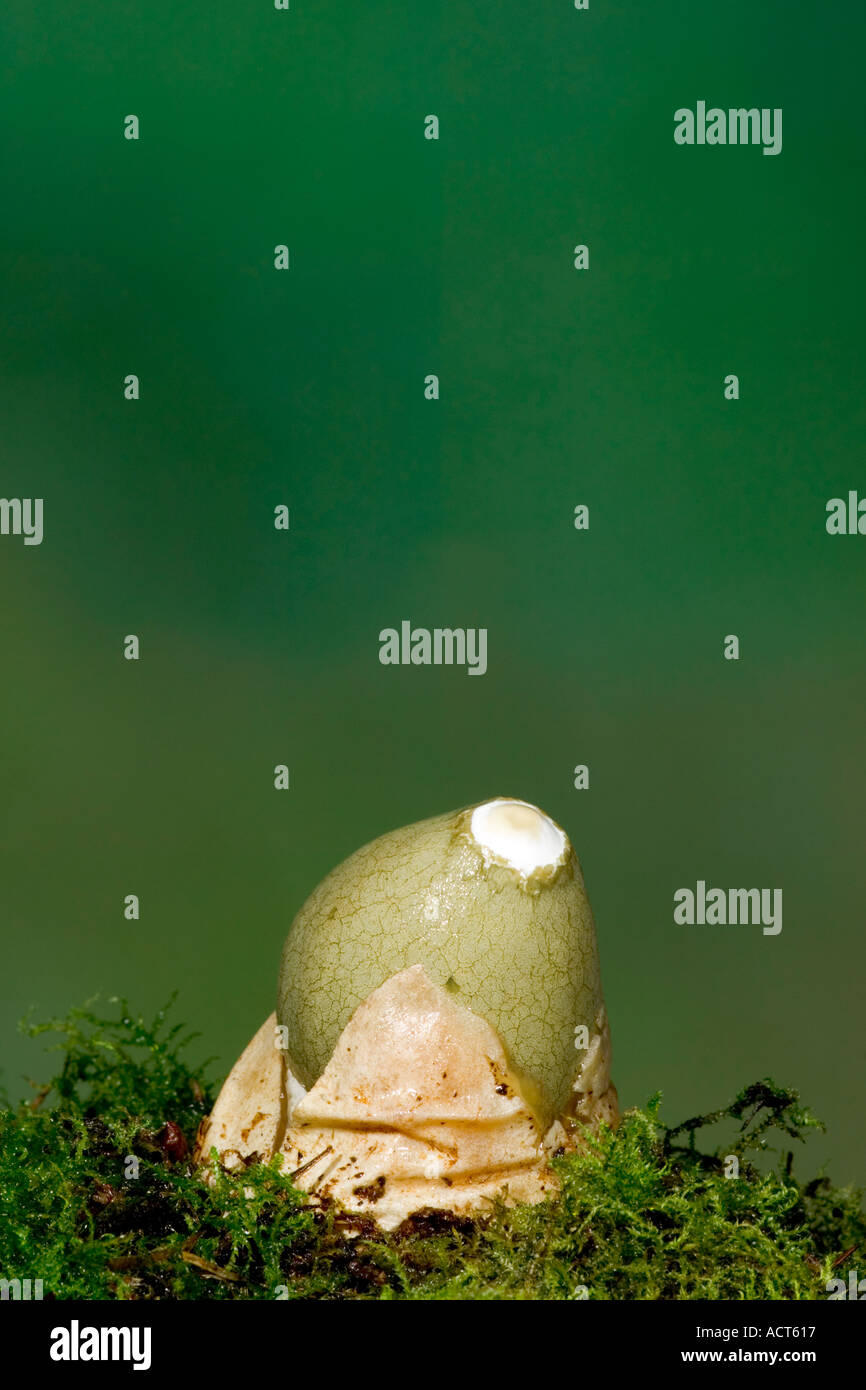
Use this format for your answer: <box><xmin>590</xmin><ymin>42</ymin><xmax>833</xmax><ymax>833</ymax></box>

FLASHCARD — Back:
<box><xmin>0</xmin><ymin>997</ymin><xmax>862</xmax><ymax>1300</ymax></box>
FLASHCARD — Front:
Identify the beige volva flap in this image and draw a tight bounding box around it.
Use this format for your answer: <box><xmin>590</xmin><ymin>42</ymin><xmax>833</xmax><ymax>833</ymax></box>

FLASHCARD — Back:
<box><xmin>280</xmin><ymin>966</ymin><xmax>556</xmax><ymax>1227</ymax></box>
<box><xmin>291</xmin><ymin>964</ymin><xmax>535</xmax><ymax>1128</ymax></box>
<box><xmin>194</xmin><ymin>1012</ymin><xmax>285</xmax><ymax>1168</ymax></box>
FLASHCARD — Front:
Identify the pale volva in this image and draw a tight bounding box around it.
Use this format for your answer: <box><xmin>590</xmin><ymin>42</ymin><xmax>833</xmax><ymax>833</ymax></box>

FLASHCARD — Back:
<box><xmin>196</xmin><ymin>798</ymin><xmax>618</xmax><ymax>1229</ymax></box>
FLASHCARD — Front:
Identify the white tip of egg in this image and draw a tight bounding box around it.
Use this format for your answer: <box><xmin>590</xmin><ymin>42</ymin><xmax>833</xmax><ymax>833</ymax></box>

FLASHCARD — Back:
<box><xmin>470</xmin><ymin>798</ymin><xmax>568</xmax><ymax>878</ymax></box>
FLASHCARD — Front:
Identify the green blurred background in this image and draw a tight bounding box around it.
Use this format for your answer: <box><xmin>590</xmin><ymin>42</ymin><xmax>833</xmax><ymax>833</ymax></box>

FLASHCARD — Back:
<box><xmin>1</xmin><ymin>2</ymin><xmax>863</xmax><ymax>1184</ymax></box>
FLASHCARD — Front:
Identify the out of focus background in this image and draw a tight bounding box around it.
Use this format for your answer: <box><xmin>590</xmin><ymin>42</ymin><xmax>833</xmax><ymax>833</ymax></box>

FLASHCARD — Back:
<box><xmin>1</xmin><ymin>2</ymin><xmax>863</xmax><ymax>1183</ymax></box>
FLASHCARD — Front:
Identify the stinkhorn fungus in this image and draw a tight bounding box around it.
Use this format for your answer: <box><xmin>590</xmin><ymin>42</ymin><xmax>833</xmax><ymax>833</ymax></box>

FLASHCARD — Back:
<box><xmin>195</xmin><ymin>798</ymin><xmax>618</xmax><ymax>1230</ymax></box>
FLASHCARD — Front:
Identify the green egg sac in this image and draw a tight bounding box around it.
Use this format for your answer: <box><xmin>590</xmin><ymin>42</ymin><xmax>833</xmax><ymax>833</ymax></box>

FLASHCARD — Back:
<box><xmin>276</xmin><ymin>800</ymin><xmax>606</xmax><ymax>1126</ymax></box>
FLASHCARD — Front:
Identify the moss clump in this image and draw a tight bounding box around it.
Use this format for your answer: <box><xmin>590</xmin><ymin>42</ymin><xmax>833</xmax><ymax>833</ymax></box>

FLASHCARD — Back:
<box><xmin>0</xmin><ymin>998</ymin><xmax>862</xmax><ymax>1300</ymax></box>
